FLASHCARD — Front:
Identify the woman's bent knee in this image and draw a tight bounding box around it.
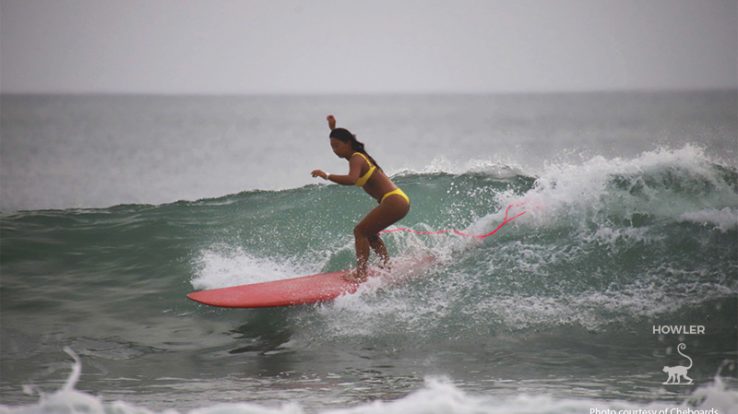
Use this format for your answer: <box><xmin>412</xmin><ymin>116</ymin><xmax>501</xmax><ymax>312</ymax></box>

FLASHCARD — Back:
<box><xmin>355</xmin><ymin>226</ymin><xmax>379</xmax><ymax>241</ymax></box>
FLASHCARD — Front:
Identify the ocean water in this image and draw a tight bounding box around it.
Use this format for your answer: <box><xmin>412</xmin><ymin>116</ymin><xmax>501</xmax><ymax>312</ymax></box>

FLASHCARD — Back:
<box><xmin>1</xmin><ymin>92</ymin><xmax>737</xmax><ymax>413</ymax></box>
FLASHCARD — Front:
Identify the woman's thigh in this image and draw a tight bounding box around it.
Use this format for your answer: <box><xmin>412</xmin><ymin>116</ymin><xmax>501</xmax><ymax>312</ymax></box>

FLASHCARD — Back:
<box><xmin>355</xmin><ymin>197</ymin><xmax>409</xmax><ymax>236</ymax></box>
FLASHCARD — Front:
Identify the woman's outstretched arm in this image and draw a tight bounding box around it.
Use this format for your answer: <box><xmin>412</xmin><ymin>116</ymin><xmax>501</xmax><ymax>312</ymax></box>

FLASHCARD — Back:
<box><xmin>311</xmin><ymin>155</ymin><xmax>363</xmax><ymax>185</ymax></box>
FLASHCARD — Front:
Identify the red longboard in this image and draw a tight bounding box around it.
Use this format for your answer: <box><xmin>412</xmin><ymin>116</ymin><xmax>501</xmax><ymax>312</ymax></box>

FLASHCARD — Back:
<box><xmin>187</xmin><ymin>255</ymin><xmax>435</xmax><ymax>308</ymax></box>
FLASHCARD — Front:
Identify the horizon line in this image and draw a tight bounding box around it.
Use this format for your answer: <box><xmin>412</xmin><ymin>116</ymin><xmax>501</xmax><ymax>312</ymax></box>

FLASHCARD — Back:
<box><xmin>2</xmin><ymin>86</ymin><xmax>736</xmax><ymax>98</ymax></box>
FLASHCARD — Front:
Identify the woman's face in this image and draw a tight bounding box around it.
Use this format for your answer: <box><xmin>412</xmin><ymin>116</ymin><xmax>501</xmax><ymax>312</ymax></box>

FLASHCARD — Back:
<box><xmin>330</xmin><ymin>138</ymin><xmax>351</xmax><ymax>158</ymax></box>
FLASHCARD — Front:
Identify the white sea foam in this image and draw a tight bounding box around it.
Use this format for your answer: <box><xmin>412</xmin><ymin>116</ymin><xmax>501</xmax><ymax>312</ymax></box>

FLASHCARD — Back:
<box><xmin>2</xmin><ymin>352</ymin><xmax>736</xmax><ymax>414</ymax></box>
<box><xmin>679</xmin><ymin>208</ymin><xmax>738</xmax><ymax>232</ymax></box>
<box><xmin>385</xmin><ymin>147</ymin><xmax>738</xmax><ymax>334</ymax></box>
<box><xmin>493</xmin><ymin>144</ymin><xmax>738</xmax><ymax>230</ymax></box>
<box><xmin>191</xmin><ymin>245</ymin><xmax>323</xmax><ymax>290</ymax></box>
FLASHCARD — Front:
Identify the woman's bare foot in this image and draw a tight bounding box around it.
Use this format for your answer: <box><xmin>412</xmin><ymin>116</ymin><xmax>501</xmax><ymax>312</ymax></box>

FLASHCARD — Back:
<box><xmin>343</xmin><ymin>269</ymin><xmax>367</xmax><ymax>283</ymax></box>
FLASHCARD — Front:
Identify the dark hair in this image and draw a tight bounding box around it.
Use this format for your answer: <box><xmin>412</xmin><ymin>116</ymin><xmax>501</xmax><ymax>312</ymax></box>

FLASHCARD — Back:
<box><xmin>329</xmin><ymin>128</ymin><xmax>381</xmax><ymax>171</ymax></box>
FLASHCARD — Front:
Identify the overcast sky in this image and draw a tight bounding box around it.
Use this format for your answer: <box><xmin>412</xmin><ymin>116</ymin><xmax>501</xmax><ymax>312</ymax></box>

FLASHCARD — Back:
<box><xmin>1</xmin><ymin>0</ymin><xmax>736</xmax><ymax>94</ymax></box>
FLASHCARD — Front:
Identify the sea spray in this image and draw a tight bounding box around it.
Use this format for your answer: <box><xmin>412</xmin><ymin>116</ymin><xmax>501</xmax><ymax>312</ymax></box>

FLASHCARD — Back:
<box><xmin>2</xmin><ymin>351</ymin><xmax>736</xmax><ymax>414</ymax></box>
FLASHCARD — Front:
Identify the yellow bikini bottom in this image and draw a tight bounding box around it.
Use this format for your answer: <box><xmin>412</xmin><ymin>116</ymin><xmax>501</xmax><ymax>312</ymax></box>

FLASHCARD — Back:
<box><xmin>380</xmin><ymin>188</ymin><xmax>410</xmax><ymax>205</ymax></box>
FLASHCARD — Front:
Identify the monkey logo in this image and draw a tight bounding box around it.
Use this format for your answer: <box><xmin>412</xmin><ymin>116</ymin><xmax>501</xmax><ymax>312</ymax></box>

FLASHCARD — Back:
<box><xmin>662</xmin><ymin>343</ymin><xmax>693</xmax><ymax>385</ymax></box>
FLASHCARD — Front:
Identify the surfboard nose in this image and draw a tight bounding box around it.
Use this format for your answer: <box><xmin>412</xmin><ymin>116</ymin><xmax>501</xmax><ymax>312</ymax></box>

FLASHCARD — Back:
<box><xmin>186</xmin><ymin>291</ymin><xmax>206</xmax><ymax>304</ymax></box>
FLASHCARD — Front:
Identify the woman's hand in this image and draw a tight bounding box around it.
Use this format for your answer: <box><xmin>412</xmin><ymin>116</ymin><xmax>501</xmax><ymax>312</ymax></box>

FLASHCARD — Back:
<box><xmin>326</xmin><ymin>114</ymin><xmax>336</xmax><ymax>130</ymax></box>
<box><xmin>311</xmin><ymin>169</ymin><xmax>329</xmax><ymax>180</ymax></box>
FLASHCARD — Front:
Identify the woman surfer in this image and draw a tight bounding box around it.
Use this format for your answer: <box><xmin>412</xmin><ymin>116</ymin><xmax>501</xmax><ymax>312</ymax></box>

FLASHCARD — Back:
<box><xmin>311</xmin><ymin>115</ymin><xmax>410</xmax><ymax>282</ymax></box>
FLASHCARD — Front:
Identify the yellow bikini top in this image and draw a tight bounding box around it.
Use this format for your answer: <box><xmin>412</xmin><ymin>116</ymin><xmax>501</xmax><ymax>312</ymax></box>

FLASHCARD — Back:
<box><xmin>352</xmin><ymin>152</ymin><xmax>377</xmax><ymax>187</ymax></box>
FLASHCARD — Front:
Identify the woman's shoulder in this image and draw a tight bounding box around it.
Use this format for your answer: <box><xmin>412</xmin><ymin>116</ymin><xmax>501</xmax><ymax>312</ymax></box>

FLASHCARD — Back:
<box><xmin>351</xmin><ymin>152</ymin><xmax>371</xmax><ymax>163</ymax></box>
